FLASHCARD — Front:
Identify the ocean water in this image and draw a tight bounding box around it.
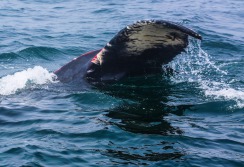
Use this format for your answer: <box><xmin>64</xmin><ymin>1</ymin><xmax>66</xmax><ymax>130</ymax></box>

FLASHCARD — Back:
<box><xmin>0</xmin><ymin>0</ymin><xmax>243</xmax><ymax>166</ymax></box>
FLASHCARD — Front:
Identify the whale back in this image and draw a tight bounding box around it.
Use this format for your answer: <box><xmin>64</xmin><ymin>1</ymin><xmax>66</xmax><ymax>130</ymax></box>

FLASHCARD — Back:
<box><xmin>55</xmin><ymin>50</ymin><xmax>101</xmax><ymax>83</ymax></box>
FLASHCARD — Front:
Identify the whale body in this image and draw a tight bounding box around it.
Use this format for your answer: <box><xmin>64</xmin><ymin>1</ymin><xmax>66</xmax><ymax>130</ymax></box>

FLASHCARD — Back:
<box><xmin>54</xmin><ymin>20</ymin><xmax>202</xmax><ymax>84</ymax></box>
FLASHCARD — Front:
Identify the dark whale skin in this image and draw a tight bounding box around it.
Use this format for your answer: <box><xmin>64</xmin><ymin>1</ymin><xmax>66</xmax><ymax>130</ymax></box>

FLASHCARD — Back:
<box><xmin>55</xmin><ymin>20</ymin><xmax>202</xmax><ymax>84</ymax></box>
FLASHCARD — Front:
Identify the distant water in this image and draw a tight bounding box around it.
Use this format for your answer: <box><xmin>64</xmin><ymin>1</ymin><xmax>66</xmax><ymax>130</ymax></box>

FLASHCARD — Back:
<box><xmin>0</xmin><ymin>0</ymin><xmax>243</xmax><ymax>166</ymax></box>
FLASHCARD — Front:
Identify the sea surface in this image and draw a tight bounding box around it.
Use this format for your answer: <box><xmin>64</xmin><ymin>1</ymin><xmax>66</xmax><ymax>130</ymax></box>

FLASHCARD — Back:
<box><xmin>0</xmin><ymin>0</ymin><xmax>243</xmax><ymax>166</ymax></box>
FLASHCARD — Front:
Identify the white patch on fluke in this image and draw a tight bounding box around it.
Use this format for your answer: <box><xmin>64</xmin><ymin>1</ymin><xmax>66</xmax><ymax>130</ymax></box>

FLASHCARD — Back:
<box><xmin>0</xmin><ymin>66</ymin><xmax>57</xmax><ymax>95</ymax></box>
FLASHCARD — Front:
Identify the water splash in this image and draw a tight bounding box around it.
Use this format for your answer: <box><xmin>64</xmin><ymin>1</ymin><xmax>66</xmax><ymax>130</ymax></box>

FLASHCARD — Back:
<box><xmin>167</xmin><ymin>39</ymin><xmax>244</xmax><ymax>109</ymax></box>
<box><xmin>0</xmin><ymin>66</ymin><xmax>57</xmax><ymax>95</ymax></box>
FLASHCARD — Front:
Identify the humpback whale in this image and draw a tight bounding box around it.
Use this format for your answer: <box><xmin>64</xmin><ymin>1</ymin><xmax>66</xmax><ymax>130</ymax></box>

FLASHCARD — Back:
<box><xmin>54</xmin><ymin>20</ymin><xmax>202</xmax><ymax>84</ymax></box>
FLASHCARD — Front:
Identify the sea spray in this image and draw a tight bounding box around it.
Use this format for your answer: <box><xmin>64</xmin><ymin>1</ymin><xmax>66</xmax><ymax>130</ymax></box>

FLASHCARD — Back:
<box><xmin>168</xmin><ymin>39</ymin><xmax>244</xmax><ymax>109</ymax></box>
<box><xmin>0</xmin><ymin>66</ymin><xmax>57</xmax><ymax>95</ymax></box>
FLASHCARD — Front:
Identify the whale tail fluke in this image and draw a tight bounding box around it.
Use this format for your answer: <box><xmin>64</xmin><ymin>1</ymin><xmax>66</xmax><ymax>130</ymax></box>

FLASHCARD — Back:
<box><xmin>55</xmin><ymin>20</ymin><xmax>202</xmax><ymax>83</ymax></box>
<box><xmin>89</xmin><ymin>20</ymin><xmax>202</xmax><ymax>81</ymax></box>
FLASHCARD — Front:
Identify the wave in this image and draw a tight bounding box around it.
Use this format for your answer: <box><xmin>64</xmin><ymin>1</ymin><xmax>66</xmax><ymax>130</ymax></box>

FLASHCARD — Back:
<box><xmin>168</xmin><ymin>39</ymin><xmax>244</xmax><ymax>109</ymax></box>
<box><xmin>0</xmin><ymin>46</ymin><xmax>64</xmax><ymax>61</ymax></box>
<box><xmin>0</xmin><ymin>52</ymin><xmax>20</xmax><ymax>61</ymax></box>
<box><xmin>0</xmin><ymin>66</ymin><xmax>57</xmax><ymax>95</ymax></box>
<box><xmin>18</xmin><ymin>46</ymin><xmax>64</xmax><ymax>60</ymax></box>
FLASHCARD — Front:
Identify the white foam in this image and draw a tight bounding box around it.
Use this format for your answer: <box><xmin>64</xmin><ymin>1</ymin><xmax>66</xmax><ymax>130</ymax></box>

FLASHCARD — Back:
<box><xmin>0</xmin><ymin>66</ymin><xmax>57</xmax><ymax>95</ymax></box>
<box><xmin>168</xmin><ymin>39</ymin><xmax>244</xmax><ymax>109</ymax></box>
<box><xmin>201</xmin><ymin>81</ymin><xmax>244</xmax><ymax>108</ymax></box>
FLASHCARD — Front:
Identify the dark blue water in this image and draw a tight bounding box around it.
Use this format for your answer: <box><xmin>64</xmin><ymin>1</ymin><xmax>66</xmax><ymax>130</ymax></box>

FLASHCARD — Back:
<box><xmin>0</xmin><ymin>0</ymin><xmax>243</xmax><ymax>166</ymax></box>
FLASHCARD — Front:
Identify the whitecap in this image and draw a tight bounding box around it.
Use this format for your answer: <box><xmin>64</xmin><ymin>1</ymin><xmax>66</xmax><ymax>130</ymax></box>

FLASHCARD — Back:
<box><xmin>0</xmin><ymin>66</ymin><xmax>57</xmax><ymax>95</ymax></box>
